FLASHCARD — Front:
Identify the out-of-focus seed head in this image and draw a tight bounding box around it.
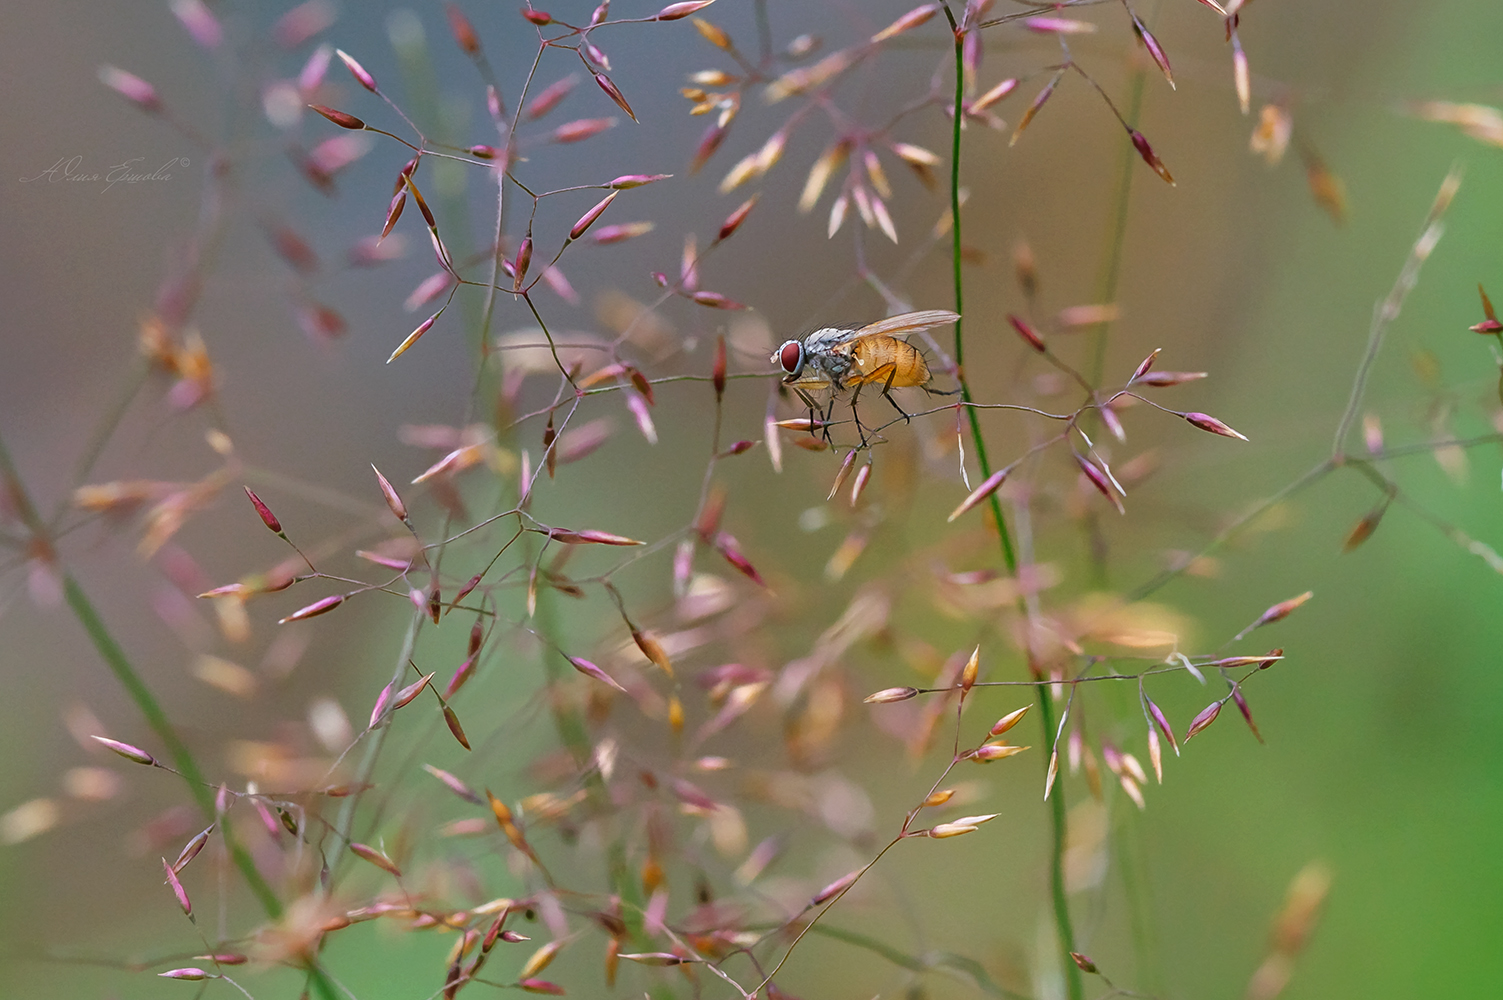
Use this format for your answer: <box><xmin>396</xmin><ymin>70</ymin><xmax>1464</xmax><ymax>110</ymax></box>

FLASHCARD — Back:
<box><xmin>160</xmin><ymin>860</ymin><xmax>192</xmax><ymax>914</ymax></box>
<box><xmin>811</xmin><ymin>867</ymin><xmax>864</xmax><ymax>905</ymax></box>
<box><xmin>610</xmin><ymin>173</ymin><xmax>672</xmax><ymax>189</ymax></box>
<box><xmin>171</xmin><ymin>824</ymin><xmax>214</xmax><ymax>873</ymax></box>
<box><xmin>1232</xmin><ymin>687</ymin><xmax>1263</xmax><ymax>742</ymax></box>
<box><xmin>444</xmin><ymin>705</ymin><xmax>472</xmax><ymax>749</ymax></box>
<box><xmin>693</xmin><ymin>16</ymin><xmax>730</xmax><ymax>48</ymax></box>
<box><xmin>445</xmin><ymin>3</ymin><xmax>480</xmax><ymax>53</ymax></box>
<box><xmin>159</xmin><ymin>968</ymin><xmax>213</xmax><ymax>981</ymax></box>
<box><xmin>1132</xmin><ymin>16</ymin><xmax>1174</xmax><ymax>89</ymax></box>
<box><xmin>1251</xmin><ymin>103</ymin><xmax>1293</xmax><ymax>166</ymax></box>
<box><xmin>568</xmin><ymin>656</ymin><xmax>627</xmax><ymax>692</ymax></box>
<box><xmin>1075</xmin><ymin>452</ymin><xmax>1126</xmax><ymax>514</ymax></box>
<box><xmin>1232</xmin><ymin>34</ymin><xmax>1250</xmax><ymax>114</ymax></box>
<box><xmin>309</xmin><ymin>104</ymin><xmax>366</xmax><ymax>130</ymax></box>
<box><xmin>1129</xmin><ymin>348</ymin><xmax>1162</xmax><ymax>384</ymax></box>
<box><xmin>1025</xmin><ymin>16</ymin><xmax>1096</xmax><ymax>34</ymax></box>
<box><xmin>99</xmin><ymin>65</ymin><xmax>162</xmax><ymax>113</ymax></box>
<box><xmin>658</xmin><ymin>1</ymin><xmax>718</xmax><ymax>21</ymax></box>
<box><xmin>712</xmin><ymin>336</ymin><xmax>727</xmax><ymax>400</ymax></box>
<box><xmin>960</xmin><ymin>645</ymin><xmax>980</xmax><ymax>693</ymax></box>
<box><xmin>244</xmin><ymin>487</ymin><xmax>283</xmax><ymax>534</ymax></box>
<box><xmin>691</xmin><ymin>290</ymin><xmax>744</xmax><ymax>309</ymax></box>
<box><xmin>279</xmin><ymin>594</ymin><xmax>345</xmax><ymax>624</ymax></box>
<box><xmin>970</xmin><ymin>743</ymin><xmax>1028</xmax><ymax>762</ymax></box>
<box><xmin>1253</xmin><ymin>591</ymin><xmax>1312</xmax><ymax>630</ymax></box>
<box><xmin>335</xmin><ymin>49</ymin><xmax>378</xmax><ymax>92</ymax></box>
<box><xmin>713</xmin><ymin>532</ymin><xmax>767</xmax><ymax>588</ymax></box>
<box><xmin>350</xmin><ymin>842</ymin><xmax>403</xmax><ymax>877</ymax></box>
<box><xmin>871</xmin><ymin>3</ymin><xmax>939</xmax><ymax>44</ymax></box>
<box><xmin>91</xmin><ymin>735</ymin><xmax>157</xmax><ymax>766</ymax></box>
<box><xmin>391</xmin><ymin>672</ymin><xmax>435</xmax><ymax>710</ymax></box>
<box><xmin>1009</xmin><ymin>314</ymin><xmax>1046</xmax><ymax>353</ymax></box>
<box><xmin>371</xmin><ymin>465</ymin><xmax>409</xmax><ymax>522</ymax></box>
<box><xmin>947</xmin><ymin>467</ymin><xmax>1008</xmax><ymax>522</ymax></box>
<box><xmin>593</xmin><ymin>221</ymin><xmax>655</xmax><ymax>245</ymax></box>
<box><xmin>718</xmin><ymin>194</ymin><xmax>758</xmax><ymax>241</ymax></box>
<box><xmin>1145</xmin><ymin>696</ymin><xmax>1180</xmax><ymax>755</ymax></box>
<box><xmin>1135</xmin><ymin>369</ymin><xmax>1207</xmax><ymax>387</ymax></box>
<box><xmin>512</xmin><ymin>237</ymin><xmax>533</xmax><ymax>292</ymax></box>
<box><xmin>1130</xmin><ymin>130</ymin><xmax>1176</xmax><ymax>186</ymax></box>
<box><xmin>1184</xmin><ymin>411</ymin><xmax>1248</xmax><ymax>441</ymax></box>
<box><xmin>1184</xmin><ymin>701</ymin><xmax>1222</xmax><ymax>742</ymax></box>
<box><xmin>1011</xmin><ymin>70</ymin><xmax>1062</xmax><ymax>147</ymax></box>
<box><xmin>863</xmin><ymin>686</ymin><xmax>919</xmax><ymax>704</ymax></box>
<box><xmin>849</xmin><ymin>462</ymin><xmax>873</xmax><ymax>508</ymax></box>
<box><xmin>552</xmin><ymin>117</ymin><xmax>618</xmax><ymax>144</ymax></box>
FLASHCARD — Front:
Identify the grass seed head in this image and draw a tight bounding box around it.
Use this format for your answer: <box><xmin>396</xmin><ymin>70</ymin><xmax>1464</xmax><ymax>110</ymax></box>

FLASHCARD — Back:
<box><xmin>864</xmin><ymin>686</ymin><xmax>919</xmax><ymax>704</ymax></box>
<box><xmin>1185</xmin><ymin>701</ymin><xmax>1222</xmax><ymax>742</ymax></box>
<box><xmin>99</xmin><ymin>65</ymin><xmax>162</xmax><ymax>113</ymax></box>
<box><xmin>279</xmin><ymin>594</ymin><xmax>344</xmax><ymax>624</ymax></box>
<box><xmin>989</xmin><ymin>704</ymin><xmax>1031</xmax><ymax>736</ymax></box>
<box><xmin>444</xmin><ymin>705</ymin><xmax>472</xmax><ymax>750</ymax></box>
<box><xmin>1184</xmin><ymin>411</ymin><xmax>1248</xmax><ymax>441</ymax></box>
<box><xmin>1132</xmin><ymin>17</ymin><xmax>1174</xmax><ymax>89</ymax></box>
<box><xmin>1009</xmin><ymin>314</ymin><xmax>1046</xmax><ymax>352</ymax></box>
<box><xmin>309</xmin><ymin>104</ymin><xmax>365</xmax><ymax>130</ymax></box>
<box><xmin>445</xmin><ymin>3</ymin><xmax>480</xmax><ymax>53</ymax></box>
<box><xmin>871</xmin><ymin>4</ymin><xmax>939</xmax><ymax>44</ymax></box>
<box><xmin>350</xmin><ymin>842</ymin><xmax>403</xmax><ymax>877</ymax></box>
<box><xmin>335</xmin><ymin>49</ymin><xmax>377</xmax><ymax>92</ymax></box>
<box><xmin>91</xmin><ymin>735</ymin><xmax>158</xmax><ymax>766</ymax></box>
<box><xmin>658</xmin><ymin>1</ymin><xmax>717</xmax><ymax>20</ymax></box>
<box><xmin>162</xmin><ymin>858</ymin><xmax>192</xmax><ymax>916</ymax></box>
<box><xmin>594</xmin><ymin>73</ymin><xmax>638</xmax><ymax>122</ymax></box>
<box><xmin>1130</xmin><ymin>130</ymin><xmax>1176</xmax><ymax>185</ymax></box>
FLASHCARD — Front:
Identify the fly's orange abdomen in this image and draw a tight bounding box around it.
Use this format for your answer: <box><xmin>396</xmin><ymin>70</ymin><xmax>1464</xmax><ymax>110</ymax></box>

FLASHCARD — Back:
<box><xmin>845</xmin><ymin>335</ymin><xmax>930</xmax><ymax>389</ymax></box>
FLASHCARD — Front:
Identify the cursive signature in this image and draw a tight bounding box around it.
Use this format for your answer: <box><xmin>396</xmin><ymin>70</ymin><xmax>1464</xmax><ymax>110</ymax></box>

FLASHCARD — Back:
<box><xmin>19</xmin><ymin>155</ymin><xmax>189</xmax><ymax>193</ymax></box>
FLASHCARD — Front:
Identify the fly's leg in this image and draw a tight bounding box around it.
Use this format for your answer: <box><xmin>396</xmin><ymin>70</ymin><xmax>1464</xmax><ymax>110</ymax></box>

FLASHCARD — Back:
<box><xmin>846</xmin><ymin>383</ymin><xmax>873</xmax><ymax>450</ymax></box>
<box><xmin>793</xmin><ymin>386</ymin><xmax>817</xmax><ymax>430</ymax></box>
<box><xmin>873</xmin><ymin>365</ymin><xmax>912</xmax><ymax>423</ymax></box>
<box><xmin>793</xmin><ymin>387</ymin><xmax>834</xmax><ymax>444</ymax></box>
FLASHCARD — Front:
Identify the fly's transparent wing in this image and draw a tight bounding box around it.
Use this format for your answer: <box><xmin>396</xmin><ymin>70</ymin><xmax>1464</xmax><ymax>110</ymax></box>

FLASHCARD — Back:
<box><xmin>845</xmin><ymin>309</ymin><xmax>960</xmax><ymax>343</ymax></box>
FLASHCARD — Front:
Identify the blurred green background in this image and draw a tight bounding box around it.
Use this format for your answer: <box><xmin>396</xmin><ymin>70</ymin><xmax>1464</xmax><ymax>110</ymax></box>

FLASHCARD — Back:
<box><xmin>2</xmin><ymin>2</ymin><xmax>1502</xmax><ymax>998</ymax></box>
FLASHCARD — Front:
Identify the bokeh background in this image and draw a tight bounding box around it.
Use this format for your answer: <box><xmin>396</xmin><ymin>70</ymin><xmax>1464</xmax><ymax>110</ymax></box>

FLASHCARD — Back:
<box><xmin>3</xmin><ymin>1</ymin><xmax>1502</xmax><ymax>998</ymax></box>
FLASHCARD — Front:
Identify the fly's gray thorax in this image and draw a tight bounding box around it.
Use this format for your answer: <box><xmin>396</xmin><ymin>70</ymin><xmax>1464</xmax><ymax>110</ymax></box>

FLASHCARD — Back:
<box><xmin>807</xmin><ymin>350</ymin><xmax>853</xmax><ymax>383</ymax></box>
<box><xmin>800</xmin><ymin>326</ymin><xmax>860</xmax><ymax>385</ymax></box>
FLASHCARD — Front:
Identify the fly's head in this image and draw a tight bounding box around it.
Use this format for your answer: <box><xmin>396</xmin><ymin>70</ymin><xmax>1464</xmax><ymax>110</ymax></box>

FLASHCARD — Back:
<box><xmin>773</xmin><ymin>339</ymin><xmax>806</xmax><ymax>382</ymax></box>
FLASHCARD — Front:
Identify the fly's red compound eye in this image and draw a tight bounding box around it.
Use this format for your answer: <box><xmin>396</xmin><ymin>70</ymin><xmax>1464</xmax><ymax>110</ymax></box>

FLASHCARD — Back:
<box><xmin>777</xmin><ymin>340</ymin><xmax>804</xmax><ymax>375</ymax></box>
